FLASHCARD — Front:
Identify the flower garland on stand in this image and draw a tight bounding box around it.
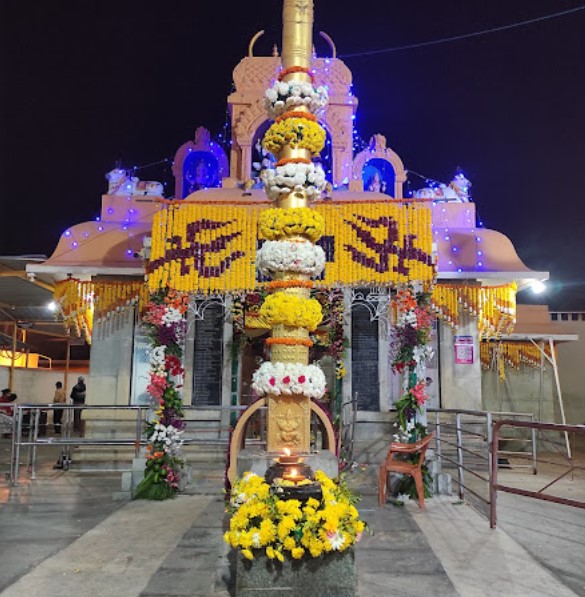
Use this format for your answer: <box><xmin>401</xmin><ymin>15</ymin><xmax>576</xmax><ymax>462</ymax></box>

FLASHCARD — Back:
<box><xmin>390</xmin><ymin>287</ymin><xmax>435</xmax><ymax>499</ymax></box>
<box><xmin>134</xmin><ymin>290</ymin><xmax>189</xmax><ymax>500</ymax></box>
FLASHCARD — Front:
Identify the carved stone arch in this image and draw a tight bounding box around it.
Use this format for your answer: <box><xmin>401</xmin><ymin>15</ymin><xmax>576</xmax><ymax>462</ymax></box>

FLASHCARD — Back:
<box><xmin>352</xmin><ymin>134</ymin><xmax>407</xmax><ymax>198</ymax></box>
<box><xmin>233</xmin><ymin>100</ymin><xmax>270</xmax><ymax>147</ymax></box>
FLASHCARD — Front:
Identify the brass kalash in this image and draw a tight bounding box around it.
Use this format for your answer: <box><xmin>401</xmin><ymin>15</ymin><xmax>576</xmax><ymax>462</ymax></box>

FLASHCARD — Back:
<box><xmin>261</xmin><ymin>0</ymin><xmax>327</xmax><ymax>501</ymax></box>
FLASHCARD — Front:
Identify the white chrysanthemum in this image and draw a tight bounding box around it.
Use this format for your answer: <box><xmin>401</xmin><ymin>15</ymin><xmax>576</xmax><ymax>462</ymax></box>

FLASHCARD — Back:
<box><xmin>261</xmin><ymin>162</ymin><xmax>327</xmax><ymax>201</ymax></box>
<box><xmin>327</xmin><ymin>531</ymin><xmax>346</xmax><ymax>551</ymax></box>
<box><xmin>161</xmin><ymin>306</ymin><xmax>183</xmax><ymax>326</ymax></box>
<box><xmin>252</xmin><ymin>362</ymin><xmax>327</xmax><ymax>399</ymax></box>
<box><xmin>264</xmin><ymin>81</ymin><xmax>329</xmax><ymax>117</ymax></box>
<box><xmin>256</xmin><ymin>240</ymin><xmax>325</xmax><ymax>277</ymax></box>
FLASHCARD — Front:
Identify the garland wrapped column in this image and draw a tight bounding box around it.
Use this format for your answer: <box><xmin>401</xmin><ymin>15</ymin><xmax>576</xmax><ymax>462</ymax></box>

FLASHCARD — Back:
<box><xmin>252</xmin><ymin>0</ymin><xmax>329</xmax><ymax>453</ymax></box>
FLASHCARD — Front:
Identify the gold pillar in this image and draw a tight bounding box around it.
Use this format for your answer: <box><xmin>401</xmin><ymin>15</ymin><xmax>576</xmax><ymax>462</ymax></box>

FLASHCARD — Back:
<box><xmin>264</xmin><ymin>0</ymin><xmax>317</xmax><ymax>454</ymax></box>
<box><xmin>281</xmin><ymin>0</ymin><xmax>314</xmax><ymax>71</ymax></box>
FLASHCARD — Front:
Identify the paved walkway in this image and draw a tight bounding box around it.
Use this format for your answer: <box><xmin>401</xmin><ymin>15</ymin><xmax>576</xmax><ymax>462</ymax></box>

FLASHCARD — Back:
<box><xmin>1</xmin><ymin>442</ymin><xmax>584</xmax><ymax>596</ymax></box>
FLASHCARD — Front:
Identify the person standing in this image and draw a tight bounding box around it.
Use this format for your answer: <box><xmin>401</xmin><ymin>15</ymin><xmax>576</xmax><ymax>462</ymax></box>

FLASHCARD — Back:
<box><xmin>70</xmin><ymin>376</ymin><xmax>86</xmax><ymax>434</ymax></box>
<box><xmin>53</xmin><ymin>381</ymin><xmax>66</xmax><ymax>434</ymax></box>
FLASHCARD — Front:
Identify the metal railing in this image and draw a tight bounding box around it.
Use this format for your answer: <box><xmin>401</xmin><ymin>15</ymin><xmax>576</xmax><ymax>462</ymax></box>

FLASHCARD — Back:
<box><xmin>427</xmin><ymin>409</ymin><xmax>536</xmax><ymax>518</ymax></box>
<box><xmin>6</xmin><ymin>403</ymin><xmax>262</xmax><ymax>486</ymax></box>
<box><xmin>489</xmin><ymin>420</ymin><xmax>585</xmax><ymax>528</ymax></box>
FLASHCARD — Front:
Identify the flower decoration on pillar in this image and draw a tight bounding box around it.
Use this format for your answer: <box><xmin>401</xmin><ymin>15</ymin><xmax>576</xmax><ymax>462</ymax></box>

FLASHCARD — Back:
<box><xmin>391</xmin><ymin>287</ymin><xmax>435</xmax><ymax>440</ymax></box>
<box><xmin>134</xmin><ymin>289</ymin><xmax>189</xmax><ymax>500</ymax></box>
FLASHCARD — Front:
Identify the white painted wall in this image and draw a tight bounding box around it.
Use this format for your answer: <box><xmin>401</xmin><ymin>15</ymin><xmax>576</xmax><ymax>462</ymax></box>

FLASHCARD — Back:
<box><xmin>439</xmin><ymin>314</ymin><xmax>482</xmax><ymax>411</ymax></box>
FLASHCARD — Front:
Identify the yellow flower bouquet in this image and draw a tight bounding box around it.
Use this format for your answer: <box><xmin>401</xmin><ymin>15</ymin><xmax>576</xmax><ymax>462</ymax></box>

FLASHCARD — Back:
<box><xmin>224</xmin><ymin>471</ymin><xmax>366</xmax><ymax>561</ymax></box>
<box><xmin>259</xmin><ymin>207</ymin><xmax>325</xmax><ymax>243</ymax></box>
<box><xmin>259</xmin><ymin>292</ymin><xmax>323</xmax><ymax>331</ymax></box>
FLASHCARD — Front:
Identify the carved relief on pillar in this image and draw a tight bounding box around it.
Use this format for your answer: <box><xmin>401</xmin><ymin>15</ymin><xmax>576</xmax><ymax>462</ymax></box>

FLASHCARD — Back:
<box><xmin>267</xmin><ymin>394</ymin><xmax>311</xmax><ymax>453</ymax></box>
<box><xmin>352</xmin><ymin>134</ymin><xmax>407</xmax><ymax>199</ymax></box>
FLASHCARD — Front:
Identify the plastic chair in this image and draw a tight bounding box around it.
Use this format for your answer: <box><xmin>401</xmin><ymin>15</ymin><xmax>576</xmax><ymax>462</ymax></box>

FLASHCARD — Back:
<box><xmin>378</xmin><ymin>433</ymin><xmax>434</xmax><ymax>509</ymax></box>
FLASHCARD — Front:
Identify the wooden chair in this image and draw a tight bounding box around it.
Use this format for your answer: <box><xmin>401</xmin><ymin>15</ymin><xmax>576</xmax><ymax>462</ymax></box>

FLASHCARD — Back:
<box><xmin>378</xmin><ymin>433</ymin><xmax>435</xmax><ymax>509</ymax></box>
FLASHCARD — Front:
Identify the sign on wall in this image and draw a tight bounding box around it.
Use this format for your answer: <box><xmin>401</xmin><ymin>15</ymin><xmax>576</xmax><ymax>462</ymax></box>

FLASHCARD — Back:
<box><xmin>454</xmin><ymin>335</ymin><xmax>474</xmax><ymax>365</ymax></box>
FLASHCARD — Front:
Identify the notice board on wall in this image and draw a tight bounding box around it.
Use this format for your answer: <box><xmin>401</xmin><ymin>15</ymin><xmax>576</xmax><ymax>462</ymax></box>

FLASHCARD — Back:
<box><xmin>351</xmin><ymin>303</ymin><xmax>379</xmax><ymax>411</ymax></box>
<box><xmin>192</xmin><ymin>302</ymin><xmax>224</xmax><ymax>406</ymax></box>
<box><xmin>454</xmin><ymin>335</ymin><xmax>474</xmax><ymax>365</ymax></box>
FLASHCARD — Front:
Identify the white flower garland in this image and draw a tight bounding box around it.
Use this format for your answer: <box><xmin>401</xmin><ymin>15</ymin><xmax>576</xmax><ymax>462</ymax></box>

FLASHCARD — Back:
<box><xmin>264</xmin><ymin>81</ymin><xmax>329</xmax><ymax>118</ymax></box>
<box><xmin>149</xmin><ymin>423</ymin><xmax>184</xmax><ymax>456</ymax></box>
<box><xmin>252</xmin><ymin>362</ymin><xmax>327</xmax><ymax>399</ymax></box>
<box><xmin>261</xmin><ymin>162</ymin><xmax>327</xmax><ymax>201</ymax></box>
<box><xmin>256</xmin><ymin>240</ymin><xmax>325</xmax><ymax>277</ymax></box>
<box><xmin>149</xmin><ymin>345</ymin><xmax>166</xmax><ymax>376</ymax></box>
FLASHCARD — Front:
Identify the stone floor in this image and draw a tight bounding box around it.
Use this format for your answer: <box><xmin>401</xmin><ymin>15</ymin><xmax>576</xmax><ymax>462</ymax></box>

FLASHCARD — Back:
<box><xmin>1</xmin><ymin>438</ymin><xmax>584</xmax><ymax>596</ymax></box>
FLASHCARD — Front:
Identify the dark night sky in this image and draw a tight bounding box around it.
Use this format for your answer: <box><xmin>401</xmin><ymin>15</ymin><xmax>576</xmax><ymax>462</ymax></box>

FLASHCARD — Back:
<box><xmin>1</xmin><ymin>0</ymin><xmax>584</xmax><ymax>309</ymax></box>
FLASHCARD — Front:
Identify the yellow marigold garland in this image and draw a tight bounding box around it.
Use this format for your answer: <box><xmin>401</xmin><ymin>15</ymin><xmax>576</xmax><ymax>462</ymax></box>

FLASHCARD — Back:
<box><xmin>259</xmin><ymin>292</ymin><xmax>323</xmax><ymax>331</ymax></box>
<box><xmin>258</xmin><ymin>207</ymin><xmax>325</xmax><ymax>243</ymax></box>
<box><xmin>431</xmin><ymin>283</ymin><xmax>517</xmax><ymax>338</ymax></box>
<box><xmin>263</xmin><ymin>118</ymin><xmax>326</xmax><ymax>156</ymax></box>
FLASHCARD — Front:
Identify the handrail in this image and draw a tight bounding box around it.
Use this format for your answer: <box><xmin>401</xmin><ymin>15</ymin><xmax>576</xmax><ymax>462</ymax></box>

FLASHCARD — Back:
<box><xmin>490</xmin><ymin>420</ymin><xmax>585</xmax><ymax>528</ymax></box>
<box><xmin>8</xmin><ymin>403</ymin><xmax>257</xmax><ymax>487</ymax></box>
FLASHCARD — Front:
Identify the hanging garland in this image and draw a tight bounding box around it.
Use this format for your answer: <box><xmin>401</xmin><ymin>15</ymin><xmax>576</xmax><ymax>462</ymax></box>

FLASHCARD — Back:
<box><xmin>134</xmin><ymin>290</ymin><xmax>189</xmax><ymax>500</ymax></box>
<box><xmin>480</xmin><ymin>340</ymin><xmax>552</xmax><ymax>381</ymax></box>
<box><xmin>431</xmin><ymin>283</ymin><xmax>516</xmax><ymax>338</ymax></box>
<box><xmin>54</xmin><ymin>278</ymin><xmax>149</xmax><ymax>344</ymax></box>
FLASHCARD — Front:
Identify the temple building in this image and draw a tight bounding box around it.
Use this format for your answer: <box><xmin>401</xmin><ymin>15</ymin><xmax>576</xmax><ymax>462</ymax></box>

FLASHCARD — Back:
<box><xmin>27</xmin><ymin>31</ymin><xmax>556</xmax><ymax>446</ymax></box>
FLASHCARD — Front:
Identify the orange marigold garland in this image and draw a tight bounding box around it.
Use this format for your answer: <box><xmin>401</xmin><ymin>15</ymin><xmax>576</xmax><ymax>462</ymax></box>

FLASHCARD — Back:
<box><xmin>275</xmin><ymin>110</ymin><xmax>318</xmax><ymax>123</ymax></box>
<box><xmin>277</xmin><ymin>66</ymin><xmax>314</xmax><ymax>82</ymax></box>
<box><xmin>276</xmin><ymin>157</ymin><xmax>312</xmax><ymax>167</ymax></box>
<box><xmin>266</xmin><ymin>337</ymin><xmax>314</xmax><ymax>347</ymax></box>
<box><xmin>267</xmin><ymin>280</ymin><xmax>314</xmax><ymax>291</ymax></box>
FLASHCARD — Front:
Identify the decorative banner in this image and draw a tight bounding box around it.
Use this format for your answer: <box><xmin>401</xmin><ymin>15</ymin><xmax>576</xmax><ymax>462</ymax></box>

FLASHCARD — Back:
<box><xmin>147</xmin><ymin>201</ymin><xmax>435</xmax><ymax>293</ymax></box>
<box><xmin>148</xmin><ymin>204</ymin><xmax>259</xmax><ymax>294</ymax></box>
<box><xmin>431</xmin><ymin>283</ymin><xmax>517</xmax><ymax>338</ymax></box>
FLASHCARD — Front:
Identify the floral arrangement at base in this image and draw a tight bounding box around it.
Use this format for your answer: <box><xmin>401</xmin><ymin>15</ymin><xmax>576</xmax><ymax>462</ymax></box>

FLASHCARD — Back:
<box><xmin>252</xmin><ymin>362</ymin><xmax>327</xmax><ymax>399</ymax></box>
<box><xmin>224</xmin><ymin>471</ymin><xmax>365</xmax><ymax>561</ymax></box>
<box><xmin>261</xmin><ymin>162</ymin><xmax>327</xmax><ymax>201</ymax></box>
<box><xmin>134</xmin><ymin>290</ymin><xmax>189</xmax><ymax>501</ymax></box>
<box><xmin>257</xmin><ymin>240</ymin><xmax>325</xmax><ymax>278</ymax></box>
